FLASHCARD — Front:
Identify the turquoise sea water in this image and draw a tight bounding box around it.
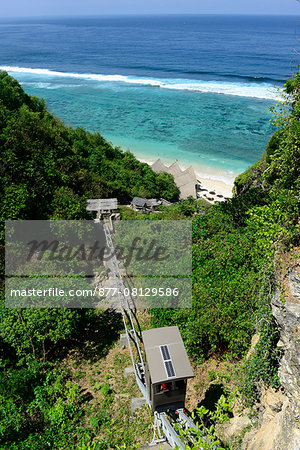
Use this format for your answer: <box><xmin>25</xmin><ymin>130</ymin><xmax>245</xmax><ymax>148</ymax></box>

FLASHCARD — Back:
<box><xmin>0</xmin><ymin>15</ymin><xmax>298</xmax><ymax>183</ymax></box>
<box><xmin>19</xmin><ymin>76</ymin><xmax>274</xmax><ymax>182</ymax></box>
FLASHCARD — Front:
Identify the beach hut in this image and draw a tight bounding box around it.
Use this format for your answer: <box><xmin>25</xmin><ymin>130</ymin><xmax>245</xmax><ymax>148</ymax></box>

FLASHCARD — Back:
<box><xmin>182</xmin><ymin>166</ymin><xmax>197</xmax><ymax>181</ymax></box>
<box><xmin>153</xmin><ymin>158</ymin><xmax>198</xmax><ymax>200</ymax></box>
<box><xmin>131</xmin><ymin>197</ymin><xmax>162</xmax><ymax>212</ymax></box>
<box><xmin>131</xmin><ymin>197</ymin><xmax>148</xmax><ymax>211</ymax></box>
<box><xmin>167</xmin><ymin>161</ymin><xmax>183</xmax><ymax>177</ymax></box>
<box><xmin>175</xmin><ymin>172</ymin><xmax>196</xmax><ymax>188</ymax></box>
<box><xmin>146</xmin><ymin>198</ymin><xmax>161</xmax><ymax>208</ymax></box>
<box><xmin>142</xmin><ymin>326</ymin><xmax>194</xmax><ymax>412</ymax></box>
<box><xmin>173</xmin><ymin>172</ymin><xmax>197</xmax><ymax>200</ymax></box>
<box><xmin>152</xmin><ymin>159</ymin><xmax>169</xmax><ymax>174</ymax></box>
<box><xmin>178</xmin><ymin>182</ymin><xmax>197</xmax><ymax>200</ymax></box>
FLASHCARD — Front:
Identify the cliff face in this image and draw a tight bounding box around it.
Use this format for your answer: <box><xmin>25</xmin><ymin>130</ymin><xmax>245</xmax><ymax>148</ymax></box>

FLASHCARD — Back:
<box><xmin>270</xmin><ymin>265</ymin><xmax>300</xmax><ymax>448</ymax></box>
<box><xmin>221</xmin><ymin>72</ymin><xmax>300</xmax><ymax>448</ymax></box>
<box><xmin>243</xmin><ymin>263</ymin><xmax>300</xmax><ymax>449</ymax></box>
<box><xmin>274</xmin><ymin>267</ymin><xmax>300</xmax><ymax>399</ymax></box>
<box><xmin>233</xmin><ymin>131</ymin><xmax>282</xmax><ymax>197</ymax></box>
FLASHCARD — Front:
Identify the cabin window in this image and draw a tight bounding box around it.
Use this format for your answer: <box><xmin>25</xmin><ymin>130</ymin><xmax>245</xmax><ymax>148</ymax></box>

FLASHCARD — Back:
<box><xmin>174</xmin><ymin>380</ymin><xmax>186</xmax><ymax>390</ymax></box>
<box><xmin>154</xmin><ymin>380</ymin><xmax>186</xmax><ymax>394</ymax></box>
<box><xmin>154</xmin><ymin>383</ymin><xmax>172</xmax><ymax>394</ymax></box>
<box><xmin>160</xmin><ymin>382</ymin><xmax>172</xmax><ymax>392</ymax></box>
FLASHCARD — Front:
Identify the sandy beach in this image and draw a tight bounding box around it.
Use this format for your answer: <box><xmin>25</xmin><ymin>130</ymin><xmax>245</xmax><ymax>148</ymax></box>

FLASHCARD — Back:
<box><xmin>195</xmin><ymin>173</ymin><xmax>233</xmax><ymax>199</ymax></box>
<box><xmin>138</xmin><ymin>156</ymin><xmax>234</xmax><ymax>200</ymax></box>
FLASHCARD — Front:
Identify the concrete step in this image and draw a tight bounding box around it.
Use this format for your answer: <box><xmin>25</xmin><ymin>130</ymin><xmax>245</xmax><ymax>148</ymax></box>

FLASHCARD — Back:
<box><xmin>131</xmin><ymin>396</ymin><xmax>147</xmax><ymax>415</ymax></box>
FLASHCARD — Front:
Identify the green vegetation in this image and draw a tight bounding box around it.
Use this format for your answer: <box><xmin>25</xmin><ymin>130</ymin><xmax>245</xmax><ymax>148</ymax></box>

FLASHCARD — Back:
<box><xmin>0</xmin><ymin>363</ymin><xmax>85</xmax><ymax>449</ymax></box>
<box><xmin>152</xmin><ymin>69</ymin><xmax>300</xmax><ymax>397</ymax></box>
<box><xmin>175</xmin><ymin>395</ymin><xmax>232</xmax><ymax>449</ymax></box>
<box><xmin>119</xmin><ymin>196</ymin><xmax>211</xmax><ymax>220</ymax></box>
<box><xmin>0</xmin><ymin>71</ymin><xmax>176</xmax><ymax>449</ymax></box>
<box><xmin>0</xmin><ymin>69</ymin><xmax>299</xmax><ymax>448</ymax></box>
<box><xmin>0</xmin><ymin>70</ymin><xmax>178</xmax><ymax>230</ymax></box>
<box><xmin>241</xmin><ymin>321</ymin><xmax>281</xmax><ymax>405</ymax></box>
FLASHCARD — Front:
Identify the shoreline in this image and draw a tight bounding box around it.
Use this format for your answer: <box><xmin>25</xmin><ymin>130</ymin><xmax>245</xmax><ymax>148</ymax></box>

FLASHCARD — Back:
<box><xmin>195</xmin><ymin>174</ymin><xmax>233</xmax><ymax>199</ymax></box>
<box><xmin>138</xmin><ymin>156</ymin><xmax>234</xmax><ymax>200</ymax></box>
<box><xmin>103</xmin><ymin>134</ymin><xmax>237</xmax><ymax>200</ymax></box>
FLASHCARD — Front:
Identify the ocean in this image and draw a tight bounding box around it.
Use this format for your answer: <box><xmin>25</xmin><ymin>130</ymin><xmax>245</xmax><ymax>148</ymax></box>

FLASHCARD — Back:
<box><xmin>0</xmin><ymin>15</ymin><xmax>299</xmax><ymax>184</ymax></box>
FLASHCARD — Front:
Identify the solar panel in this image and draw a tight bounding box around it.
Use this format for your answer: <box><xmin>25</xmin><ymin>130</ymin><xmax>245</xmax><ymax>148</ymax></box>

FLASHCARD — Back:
<box><xmin>165</xmin><ymin>360</ymin><xmax>176</xmax><ymax>378</ymax></box>
<box><xmin>160</xmin><ymin>345</ymin><xmax>171</xmax><ymax>361</ymax></box>
<box><xmin>160</xmin><ymin>345</ymin><xmax>176</xmax><ymax>378</ymax></box>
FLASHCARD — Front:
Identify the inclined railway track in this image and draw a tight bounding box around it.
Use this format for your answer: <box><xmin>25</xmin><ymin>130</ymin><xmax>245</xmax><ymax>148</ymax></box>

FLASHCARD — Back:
<box><xmin>100</xmin><ymin>218</ymin><xmax>205</xmax><ymax>449</ymax></box>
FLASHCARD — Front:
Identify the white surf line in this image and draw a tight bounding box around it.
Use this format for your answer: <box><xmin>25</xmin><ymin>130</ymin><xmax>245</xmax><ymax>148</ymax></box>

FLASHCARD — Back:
<box><xmin>0</xmin><ymin>66</ymin><xmax>282</xmax><ymax>100</ymax></box>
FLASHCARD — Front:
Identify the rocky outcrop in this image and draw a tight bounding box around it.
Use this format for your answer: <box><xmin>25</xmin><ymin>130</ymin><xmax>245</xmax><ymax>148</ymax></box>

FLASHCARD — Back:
<box><xmin>216</xmin><ymin>413</ymin><xmax>252</xmax><ymax>447</ymax></box>
<box><xmin>233</xmin><ymin>131</ymin><xmax>282</xmax><ymax>197</ymax></box>
<box><xmin>217</xmin><ymin>263</ymin><xmax>300</xmax><ymax>449</ymax></box>
<box><xmin>243</xmin><ymin>264</ymin><xmax>300</xmax><ymax>449</ymax></box>
<box><xmin>269</xmin><ymin>266</ymin><xmax>300</xmax><ymax>448</ymax></box>
<box><xmin>233</xmin><ymin>159</ymin><xmax>265</xmax><ymax>197</ymax></box>
<box><xmin>242</xmin><ymin>387</ymin><xmax>292</xmax><ymax>449</ymax></box>
<box><xmin>272</xmin><ymin>267</ymin><xmax>300</xmax><ymax>400</ymax></box>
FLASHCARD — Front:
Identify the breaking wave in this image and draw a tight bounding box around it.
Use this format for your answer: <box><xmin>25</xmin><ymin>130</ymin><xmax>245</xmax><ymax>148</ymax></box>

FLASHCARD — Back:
<box><xmin>0</xmin><ymin>65</ymin><xmax>282</xmax><ymax>100</ymax></box>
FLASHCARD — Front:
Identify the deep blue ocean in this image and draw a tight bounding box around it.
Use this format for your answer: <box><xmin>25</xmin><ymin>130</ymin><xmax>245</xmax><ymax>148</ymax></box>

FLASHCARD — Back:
<box><xmin>0</xmin><ymin>15</ymin><xmax>299</xmax><ymax>183</ymax></box>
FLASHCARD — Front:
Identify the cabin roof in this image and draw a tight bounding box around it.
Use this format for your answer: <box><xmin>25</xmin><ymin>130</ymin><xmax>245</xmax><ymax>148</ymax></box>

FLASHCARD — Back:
<box><xmin>131</xmin><ymin>197</ymin><xmax>148</xmax><ymax>207</ymax></box>
<box><xmin>86</xmin><ymin>198</ymin><xmax>118</xmax><ymax>211</ymax></box>
<box><xmin>178</xmin><ymin>182</ymin><xmax>197</xmax><ymax>200</ymax></box>
<box><xmin>146</xmin><ymin>198</ymin><xmax>161</xmax><ymax>207</ymax></box>
<box><xmin>131</xmin><ymin>197</ymin><xmax>161</xmax><ymax>208</ymax></box>
<box><xmin>167</xmin><ymin>161</ymin><xmax>182</xmax><ymax>177</ymax></box>
<box><xmin>174</xmin><ymin>172</ymin><xmax>196</xmax><ymax>188</ymax></box>
<box><xmin>152</xmin><ymin>159</ymin><xmax>198</xmax><ymax>200</ymax></box>
<box><xmin>142</xmin><ymin>326</ymin><xmax>194</xmax><ymax>384</ymax></box>
<box><xmin>182</xmin><ymin>165</ymin><xmax>197</xmax><ymax>179</ymax></box>
<box><xmin>152</xmin><ymin>158</ymin><xmax>169</xmax><ymax>173</ymax></box>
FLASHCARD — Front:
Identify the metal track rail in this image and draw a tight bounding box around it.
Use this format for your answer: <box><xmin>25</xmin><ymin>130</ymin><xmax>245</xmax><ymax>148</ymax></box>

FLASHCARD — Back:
<box><xmin>101</xmin><ymin>219</ymin><xmax>200</xmax><ymax>449</ymax></box>
<box><xmin>155</xmin><ymin>412</ymin><xmax>184</xmax><ymax>449</ymax></box>
<box><xmin>102</xmin><ymin>220</ymin><xmax>149</xmax><ymax>403</ymax></box>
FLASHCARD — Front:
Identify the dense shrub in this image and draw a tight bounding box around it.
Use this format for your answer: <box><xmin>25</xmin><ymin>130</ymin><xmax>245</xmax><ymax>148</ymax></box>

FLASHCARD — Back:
<box><xmin>152</xmin><ymin>71</ymin><xmax>300</xmax><ymax>366</ymax></box>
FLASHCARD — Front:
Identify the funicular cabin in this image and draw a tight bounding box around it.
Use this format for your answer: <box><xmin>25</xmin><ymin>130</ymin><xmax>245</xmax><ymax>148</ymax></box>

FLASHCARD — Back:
<box><xmin>142</xmin><ymin>326</ymin><xmax>194</xmax><ymax>412</ymax></box>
